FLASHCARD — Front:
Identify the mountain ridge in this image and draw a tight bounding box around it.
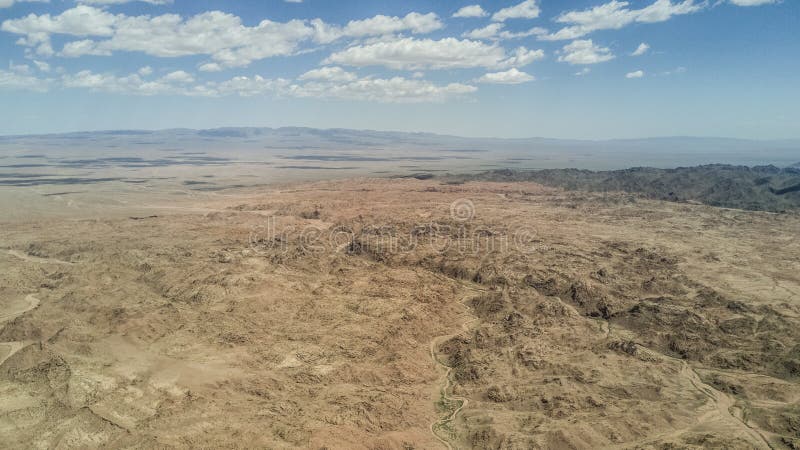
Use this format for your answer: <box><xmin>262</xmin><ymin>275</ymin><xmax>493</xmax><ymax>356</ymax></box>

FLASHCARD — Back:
<box><xmin>2</xmin><ymin>126</ymin><xmax>799</xmax><ymax>146</ymax></box>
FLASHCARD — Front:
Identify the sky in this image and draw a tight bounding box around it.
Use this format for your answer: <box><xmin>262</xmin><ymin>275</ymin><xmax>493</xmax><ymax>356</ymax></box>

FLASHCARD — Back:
<box><xmin>0</xmin><ymin>0</ymin><xmax>797</xmax><ymax>139</ymax></box>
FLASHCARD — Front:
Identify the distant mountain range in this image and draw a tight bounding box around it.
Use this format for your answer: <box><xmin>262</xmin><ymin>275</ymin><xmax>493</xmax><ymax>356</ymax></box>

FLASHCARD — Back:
<box><xmin>2</xmin><ymin>127</ymin><xmax>799</xmax><ymax>150</ymax></box>
<box><xmin>0</xmin><ymin>127</ymin><xmax>798</xmax><ymax>171</ymax></box>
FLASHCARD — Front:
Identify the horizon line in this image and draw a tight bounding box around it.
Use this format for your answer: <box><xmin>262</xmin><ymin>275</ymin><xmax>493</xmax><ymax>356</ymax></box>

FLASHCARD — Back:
<box><xmin>2</xmin><ymin>126</ymin><xmax>799</xmax><ymax>143</ymax></box>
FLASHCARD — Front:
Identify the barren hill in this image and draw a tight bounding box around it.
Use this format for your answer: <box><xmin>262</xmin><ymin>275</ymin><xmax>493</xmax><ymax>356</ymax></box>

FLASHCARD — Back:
<box><xmin>2</xmin><ymin>177</ymin><xmax>799</xmax><ymax>448</ymax></box>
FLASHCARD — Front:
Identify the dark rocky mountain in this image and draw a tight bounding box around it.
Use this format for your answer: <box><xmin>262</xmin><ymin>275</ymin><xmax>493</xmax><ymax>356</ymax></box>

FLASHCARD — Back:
<box><xmin>456</xmin><ymin>164</ymin><xmax>800</xmax><ymax>212</ymax></box>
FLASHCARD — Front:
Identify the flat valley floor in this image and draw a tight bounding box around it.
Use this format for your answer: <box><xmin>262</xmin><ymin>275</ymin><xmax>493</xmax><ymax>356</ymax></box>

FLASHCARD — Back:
<box><xmin>1</xmin><ymin>178</ymin><xmax>799</xmax><ymax>449</ymax></box>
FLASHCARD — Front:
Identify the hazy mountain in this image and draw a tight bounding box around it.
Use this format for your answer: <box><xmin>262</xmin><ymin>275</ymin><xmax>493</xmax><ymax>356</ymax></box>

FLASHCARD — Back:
<box><xmin>1</xmin><ymin>127</ymin><xmax>798</xmax><ymax>171</ymax></box>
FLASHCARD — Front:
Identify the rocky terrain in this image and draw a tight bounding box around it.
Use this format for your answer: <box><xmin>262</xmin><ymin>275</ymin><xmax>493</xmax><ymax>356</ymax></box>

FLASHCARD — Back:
<box><xmin>1</xmin><ymin>177</ymin><xmax>799</xmax><ymax>448</ymax></box>
<box><xmin>452</xmin><ymin>164</ymin><xmax>800</xmax><ymax>212</ymax></box>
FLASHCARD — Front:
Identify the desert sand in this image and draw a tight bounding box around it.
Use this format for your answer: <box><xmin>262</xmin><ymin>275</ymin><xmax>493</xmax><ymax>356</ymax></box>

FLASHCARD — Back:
<box><xmin>1</xmin><ymin>177</ymin><xmax>799</xmax><ymax>449</ymax></box>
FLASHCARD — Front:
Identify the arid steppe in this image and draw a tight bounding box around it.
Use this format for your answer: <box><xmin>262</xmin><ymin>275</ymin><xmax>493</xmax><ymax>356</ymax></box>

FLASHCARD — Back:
<box><xmin>1</xmin><ymin>177</ymin><xmax>799</xmax><ymax>449</ymax></box>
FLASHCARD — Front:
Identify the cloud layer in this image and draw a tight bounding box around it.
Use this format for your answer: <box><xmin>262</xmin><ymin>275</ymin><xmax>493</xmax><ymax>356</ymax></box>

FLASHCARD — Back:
<box><xmin>0</xmin><ymin>0</ymin><xmax>785</xmax><ymax>103</ymax></box>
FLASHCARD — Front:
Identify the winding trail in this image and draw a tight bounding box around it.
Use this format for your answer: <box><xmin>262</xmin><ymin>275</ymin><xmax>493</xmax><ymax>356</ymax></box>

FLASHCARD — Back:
<box><xmin>608</xmin><ymin>339</ymin><xmax>775</xmax><ymax>449</ymax></box>
<box><xmin>7</xmin><ymin>250</ymin><xmax>72</xmax><ymax>265</ymax></box>
<box><xmin>2</xmin><ymin>250</ymin><xmax>58</xmax><ymax>367</ymax></box>
<box><xmin>0</xmin><ymin>294</ymin><xmax>40</xmax><ymax>323</ymax></box>
<box><xmin>0</xmin><ymin>294</ymin><xmax>41</xmax><ymax>367</ymax></box>
<box><xmin>0</xmin><ymin>341</ymin><xmax>26</xmax><ymax>367</ymax></box>
<box><xmin>679</xmin><ymin>360</ymin><xmax>774</xmax><ymax>449</ymax></box>
<box><xmin>429</xmin><ymin>292</ymin><xmax>480</xmax><ymax>450</ymax></box>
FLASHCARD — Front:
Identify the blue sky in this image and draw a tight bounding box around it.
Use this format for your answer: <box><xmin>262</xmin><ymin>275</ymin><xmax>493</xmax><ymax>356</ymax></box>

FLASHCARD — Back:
<box><xmin>0</xmin><ymin>0</ymin><xmax>797</xmax><ymax>139</ymax></box>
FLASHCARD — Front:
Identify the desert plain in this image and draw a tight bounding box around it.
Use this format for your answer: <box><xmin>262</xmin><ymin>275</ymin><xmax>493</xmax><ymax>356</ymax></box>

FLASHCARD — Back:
<box><xmin>1</xmin><ymin>170</ymin><xmax>799</xmax><ymax>449</ymax></box>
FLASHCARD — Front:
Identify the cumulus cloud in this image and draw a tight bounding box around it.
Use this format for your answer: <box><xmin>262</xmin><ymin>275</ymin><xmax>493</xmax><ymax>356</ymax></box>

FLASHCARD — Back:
<box><xmin>61</xmin><ymin>39</ymin><xmax>111</xmax><ymax>58</ymax></box>
<box><xmin>0</xmin><ymin>68</ymin><xmax>50</xmax><ymax>91</ymax></box>
<box><xmin>557</xmin><ymin>39</ymin><xmax>614</xmax><ymax>65</ymax></box>
<box><xmin>0</xmin><ymin>0</ymin><xmax>48</xmax><ymax>9</ymax></box>
<box><xmin>337</xmin><ymin>12</ymin><xmax>442</xmax><ymax>38</ymax></box>
<box><xmin>211</xmin><ymin>75</ymin><xmax>291</xmax><ymax>97</ymax></box>
<box><xmin>61</xmin><ymin>70</ymin><xmax>158</xmax><ymax>94</ymax></box>
<box><xmin>9</xmin><ymin>60</ymin><xmax>30</xmax><ymax>74</ymax></box>
<box><xmin>324</xmin><ymin>37</ymin><xmax>543</xmax><ymax>70</ymax></box>
<box><xmin>492</xmin><ymin>0</ymin><xmax>541</xmax><ymax>22</ymax></box>
<box><xmin>626</xmin><ymin>69</ymin><xmax>644</xmax><ymax>78</ymax></box>
<box><xmin>463</xmin><ymin>23</ymin><xmax>505</xmax><ymax>40</ymax></box>
<box><xmin>289</xmin><ymin>77</ymin><xmax>477</xmax><ymax>103</ymax></box>
<box><xmin>1</xmin><ymin>7</ymin><xmax>443</xmax><ymax>69</ymax></box>
<box><xmin>162</xmin><ymin>70</ymin><xmax>193</xmax><ymax>83</ymax></box>
<box><xmin>4</xmin><ymin>63</ymin><xmax>477</xmax><ymax>103</ymax></box>
<box><xmin>78</xmin><ymin>0</ymin><xmax>172</xmax><ymax>5</ymax></box>
<box><xmin>58</xmin><ymin>68</ymin><xmax>275</xmax><ymax>97</ymax></box>
<box><xmin>307</xmin><ymin>12</ymin><xmax>442</xmax><ymax>44</ymax></box>
<box><xmin>198</xmin><ymin>63</ymin><xmax>222</xmax><ymax>72</ymax></box>
<box><xmin>476</xmin><ymin>68</ymin><xmax>534</xmax><ymax>84</ymax></box>
<box><xmin>631</xmin><ymin>42</ymin><xmax>650</xmax><ymax>56</ymax></box>
<box><xmin>205</xmin><ymin>74</ymin><xmax>476</xmax><ymax>102</ymax></box>
<box><xmin>728</xmin><ymin>0</ymin><xmax>777</xmax><ymax>5</ymax></box>
<box><xmin>299</xmin><ymin>66</ymin><xmax>357</xmax><ymax>82</ymax></box>
<box><xmin>2</xmin><ymin>6</ymin><xmax>118</xmax><ymax>41</ymax></box>
<box><xmin>32</xmin><ymin>59</ymin><xmax>50</xmax><ymax>72</ymax></box>
<box><xmin>463</xmin><ymin>23</ymin><xmax>547</xmax><ymax>40</ymax></box>
<box><xmin>453</xmin><ymin>5</ymin><xmax>488</xmax><ymax>18</ymax></box>
<box><xmin>541</xmin><ymin>0</ymin><xmax>702</xmax><ymax>41</ymax></box>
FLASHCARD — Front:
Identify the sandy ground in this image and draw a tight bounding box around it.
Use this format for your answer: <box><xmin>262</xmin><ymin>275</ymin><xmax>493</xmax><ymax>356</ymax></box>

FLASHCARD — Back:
<box><xmin>1</xmin><ymin>177</ymin><xmax>799</xmax><ymax>449</ymax></box>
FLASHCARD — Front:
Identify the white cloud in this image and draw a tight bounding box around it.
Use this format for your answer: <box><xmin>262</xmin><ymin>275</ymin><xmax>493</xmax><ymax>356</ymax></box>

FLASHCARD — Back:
<box><xmin>78</xmin><ymin>0</ymin><xmax>172</xmax><ymax>5</ymax></box>
<box><xmin>289</xmin><ymin>77</ymin><xmax>477</xmax><ymax>103</ymax></box>
<box><xmin>162</xmin><ymin>70</ymin><xmax>193</xmax><ymax>83</ymax></box>
<box><xmin>61</xmin><ymin>39</ymin><xmax>111</xmax><ymax>57</ymax></box>
<box><xmin>575</xmin><ymin>67</ymin><xmax>591</xmax><ymax>76</ymax></box>
<box><xmin>476</xmin><ymin>68</ymin><xmax>534</xmax><ymax>84</ymax></box>
<box><xmin>463</xmin><ymin>23</ymin><xmax>547</xmax><ymax>40</ymax></box>
<box><xmin>60</xmin><ymin>68</ymin><xmax>220</xmax><ymax>96</ymax></box>
<box><xmin>492</xmin><ymin>0</ymin><xmax>541</xmax><ymax>21</ymax></box>
<box><xmin>541</xmin><ymin>0</ymin><xmax>702</xmax><ymax>41</ymax></box>
<box><xmin>728</xmin><ymin>0</ymin><xmax>777</xmax><ymax>5</ymax></box>
<box><xmin>502</xmin><ymin>47</ymin><xmax>545</xmax><ymax>68</ymax></box>
<box><xmin>309</xmin><ymin>12</ymin><xmax>443</xmax><ymax>43</ymax></box>
<box><xmin>557</xmin><ymin>39</ymin><xmax>614</xmax><ymax>65</ymax></box>
<box><xmin>211</xmin><ymin>75</ymin><xmax>291</xmax><ymax>97</ymax></box>
<box><xmin>462</xmin><ymin>23</ymin><xmax>505</xmax><ymax>40</ymax></box>
<box><xmin>299</xmin><ymin>66</ymin><xmax>357</xmax><ymax>82</ymax></box>
<box><xmin>61</xmin><ymin>70</ymin><xmax>142</xmax><ymax>92</ymax></box>
<box><xmin>631</xmin><ymin>42</ymin><xmax>650</xmax><ymax>56</ymax></box>
<box><xmin>0</xmin><ymin>0</ymin><xmax>48</xmax><ymax>9</ymax></box>
<box><xmin>207</xmin><ymin>74</ymin><xmax>476</xmax><ymax>103</ymax></box>
<box><xmin>198</xmin><ymin>62</ymin><xmax>222</xmax><ymax>72</ymax></box>
<box><xmin>0</xmin><ymin>62</ymin><xmax>475</xmax><ymax>103</ymax></box>
<box><xmin>1</xmin><ymin>7</ymin><xmax>443</xmax><ymax>70</ymax></box>
<box><xmin>340</xmin><ymin>12</ymin><xmax>442</xmax><ymax>38</ymax></box>
<box><xmin>324</xmin><ymin>37</ymin><xmax>543</xmax><ymax>70</ymax></box>
<box><xmin>499</xmin><ymin>26</ymin><xmax>548</xmax><ymax>39</ymax></box>
<box><xmin>2</xmin><ymin>5</ymin><xmax>118</xmax><ymax>38</ymax></box>
<box><xmin>626</xmin><ymin>69</ymin><xmax>644</xmax><ymax>78</ymax></box>
<box><xmin>9</xmin><ymin>60</ymin><xmax>30</xmax><ymax>74</ymax></box>
<box><xmin>32</xmin><ymin>60</ymin><xmax>50</xmax><ymax>72</ymax></box>
<box><xmin>453</xmin><ymin>5</ymin><xmax>488</xmax><ymax>18</ymax></box>
<box><xmin>0</xmin><ymin>68</ymin><xmax>49</xmax><ymax>91</ymax></box>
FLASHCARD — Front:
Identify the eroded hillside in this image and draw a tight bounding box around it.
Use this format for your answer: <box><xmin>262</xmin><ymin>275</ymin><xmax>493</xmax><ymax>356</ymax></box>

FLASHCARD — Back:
<box><xmin>1</xmin><ymin>178</ymin><xmax>799</xmax><ymax>449</ymax></box>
